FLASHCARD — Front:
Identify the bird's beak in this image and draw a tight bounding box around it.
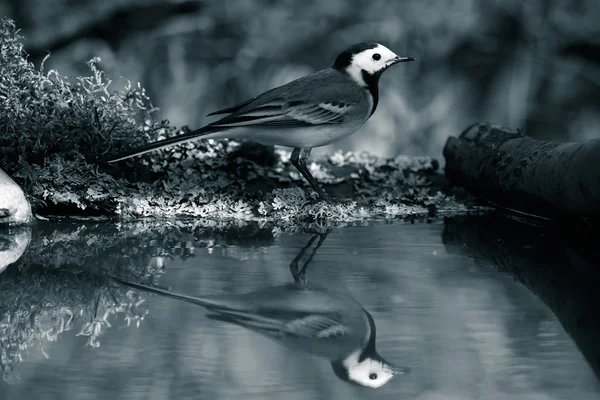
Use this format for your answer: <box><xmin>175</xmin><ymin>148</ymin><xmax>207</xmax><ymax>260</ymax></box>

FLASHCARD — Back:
<box><xmin>386</xmin><ymin>364</ymin><xmax>412</xmax><ymax>375</ymax></box>
<box><xmin>389</xmin><ymin>56</ymin><xmax>416</xmax><ymax>66</ymax></box>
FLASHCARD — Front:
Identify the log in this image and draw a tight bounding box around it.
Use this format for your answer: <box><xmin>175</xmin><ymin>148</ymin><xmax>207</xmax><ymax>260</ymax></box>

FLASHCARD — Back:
<box><xmin>443</xmin><ymin>123</ymin><xmax>600</xmax><ymax>218</ymax></box>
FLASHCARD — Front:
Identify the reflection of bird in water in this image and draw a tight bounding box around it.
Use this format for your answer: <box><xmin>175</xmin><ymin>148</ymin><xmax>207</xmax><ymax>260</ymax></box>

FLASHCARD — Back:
<box><xmin>112</xmin><ymin>231</ymin><xmax>410</xmax><ymax>388</ymax></box>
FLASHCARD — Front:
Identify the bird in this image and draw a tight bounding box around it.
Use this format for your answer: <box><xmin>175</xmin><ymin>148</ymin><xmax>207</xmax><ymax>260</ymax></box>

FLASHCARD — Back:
<box><xmin>107</xmin><ymin>42</ymin><xmax>415</xmax><ymax>201</ymax></box>
<box><xmin>111</xmin><ymin>232</ymin><xmax>410</xmax><ymax>388</ymax></box>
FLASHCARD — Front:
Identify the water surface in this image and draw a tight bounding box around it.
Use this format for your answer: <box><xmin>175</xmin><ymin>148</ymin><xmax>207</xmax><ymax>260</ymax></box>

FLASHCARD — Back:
<box><xmin>1</xmin><ymin>215</ymin><xmax>598</xmax><ymax>399</ymax></box>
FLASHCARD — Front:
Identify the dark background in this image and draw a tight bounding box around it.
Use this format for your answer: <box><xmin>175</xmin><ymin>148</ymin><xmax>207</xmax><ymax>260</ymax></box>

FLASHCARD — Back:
<box><xmin>2</xmin><ymin>0</ymin><xmax>599</xmax><ymax>159</ymax></box>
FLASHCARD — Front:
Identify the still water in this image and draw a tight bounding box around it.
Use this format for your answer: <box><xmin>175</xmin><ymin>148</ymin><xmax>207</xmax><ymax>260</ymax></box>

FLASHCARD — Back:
<box><xmin>1</xmin><ymin>215</ymin><xmax>599</xmax><ymax>399</ymax></box>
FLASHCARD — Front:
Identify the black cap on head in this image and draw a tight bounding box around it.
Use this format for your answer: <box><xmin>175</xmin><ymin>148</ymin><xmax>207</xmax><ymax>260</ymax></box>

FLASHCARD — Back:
<box><xmin>333</xmin><ymin>41</ymin><xmax>380</xmax><ymax>70</ymax></box>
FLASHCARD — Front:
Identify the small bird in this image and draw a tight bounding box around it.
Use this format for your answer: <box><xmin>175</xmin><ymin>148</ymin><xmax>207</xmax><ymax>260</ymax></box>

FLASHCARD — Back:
<box><xmin>108</xmin><ymin>42</ymin><xmax>415</xmax><ymax>201</ymax></box>
<box><xmin>112</xmin><ymin>233</ymin><xmax>410</xmax><ymax>388</ymax></box>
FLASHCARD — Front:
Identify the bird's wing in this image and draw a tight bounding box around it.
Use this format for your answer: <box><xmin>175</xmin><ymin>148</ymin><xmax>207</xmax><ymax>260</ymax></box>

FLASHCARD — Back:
<box><xmin>206</xmin><ymin>309</ymin><xmax>349</xmax><ymax>339</ymax></box>
<box><xmin>206</xmin><ymin>70</ymin><xmax>365</xmax><ymax>129</ymax></box>
<box><xmin>208</xmin><ymin>98</ymin><xmax>355</xmax><ymax>129</ymax></box>
<box><xmin>283</xmin><ymin>313</ymin><xmax>350</xmax><ymax>339</ymax></box>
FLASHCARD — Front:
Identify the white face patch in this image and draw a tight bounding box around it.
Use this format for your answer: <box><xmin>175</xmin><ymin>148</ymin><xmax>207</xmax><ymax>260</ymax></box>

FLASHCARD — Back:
<box><xmin>345</xmin><ymin>44</ymin><xmax>399</xmax><ymax>87</ymax></box>
<box><xmin>342</xmin><ymin>350</ymin><xmax>396</xmax><ymax>388</ymax></box>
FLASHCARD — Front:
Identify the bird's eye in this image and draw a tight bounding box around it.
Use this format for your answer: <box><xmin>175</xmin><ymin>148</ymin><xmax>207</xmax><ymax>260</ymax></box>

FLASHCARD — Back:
<box><xmin>369</xmin><ymin>373</ymin><xmax>378</xmax><ymax>380</ymax></box>
<box><xmin>372</xmin><ymin>53</ymin><xmax>381</xmax><ymax>61</ymax></box>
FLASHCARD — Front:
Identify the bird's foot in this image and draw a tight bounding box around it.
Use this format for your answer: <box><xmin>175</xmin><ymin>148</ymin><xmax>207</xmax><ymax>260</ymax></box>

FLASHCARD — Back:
<box><xmin>311</xmin><ymin>188</ymin><xmax>340</xmax><ymax>205</ymax></box>
<box><xmin>297</xmin><ymin>274</ymin><xmax>309</xmax><ymax>289</ymax></box>
<box><xmin>289</xmin><ymin>255</ymin><xmax>310</xmax><ymax>289</ymax></box>
<box><xmin>301</xmin><ymin>192</ymin><xmax>340</xmax><ymax>209</ymax></box>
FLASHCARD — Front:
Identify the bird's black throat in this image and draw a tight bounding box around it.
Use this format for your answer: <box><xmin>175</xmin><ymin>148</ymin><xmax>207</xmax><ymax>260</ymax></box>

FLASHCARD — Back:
<box><xmin>357</xmin><ymin>311</ymin><xmax>395</xmax><ymax>370</ymax></box>
<box><xmin>361</xmin><ymin>70</ymin><xmax>380</xmax><ymax>116</ymax></box>
<box><xmin>332</xmin><ymin>67</ymin><xmax>380</xmax><ymax>116</ymax></box>
<box><xmin>358</xmin><ymin>309</ymin><xmax>378</xmax><ymax>362</ymax></box>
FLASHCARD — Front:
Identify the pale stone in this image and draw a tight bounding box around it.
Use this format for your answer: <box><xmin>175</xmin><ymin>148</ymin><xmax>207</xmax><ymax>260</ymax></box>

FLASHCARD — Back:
<box><xmin>0</xmin><ymin>227</ymin><xmax>31</xmax><ymax>274</ymax></box>
<box><xmin>0</xmin><ymin>167</ymin><xmax>33</xmax><ymax>224</ymax></box>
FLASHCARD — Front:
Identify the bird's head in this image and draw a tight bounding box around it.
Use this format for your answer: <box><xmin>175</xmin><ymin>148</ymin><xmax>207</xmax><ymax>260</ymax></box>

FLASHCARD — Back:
<box><xmin>333</xmin><ymin>42</ymin><xmax>414</xmax><ymax>87</ymax></box>
<box><xmin>331</xmin><ymin>351</ymin><xmax>411</xmax><ymax>389</ymax></box>
<box><xmin>330</xmin><ymin>309</ymin><xmax>410</xmax><ymax>388</ymax></box>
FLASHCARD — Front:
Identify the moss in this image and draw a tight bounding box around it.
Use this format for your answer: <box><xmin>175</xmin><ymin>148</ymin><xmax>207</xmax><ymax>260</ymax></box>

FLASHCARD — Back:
<box><xmin>0</xmin><ymin>18</ymin><xmax>485</xmax><ymax>224</ymax></box>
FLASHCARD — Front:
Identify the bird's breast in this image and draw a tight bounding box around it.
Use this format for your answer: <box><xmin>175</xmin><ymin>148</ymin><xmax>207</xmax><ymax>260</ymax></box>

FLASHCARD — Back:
<box><xmin>237</xmin><ymin>119</ymin><xmax>367</xmax><ymax>148</ymax></box>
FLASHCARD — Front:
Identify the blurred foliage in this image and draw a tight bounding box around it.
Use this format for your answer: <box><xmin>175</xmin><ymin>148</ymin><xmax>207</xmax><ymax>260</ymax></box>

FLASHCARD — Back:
<box><xmin>4</xmin><ymin>0</ymin><xmax>600</xmax><ymax>159</ymax></box>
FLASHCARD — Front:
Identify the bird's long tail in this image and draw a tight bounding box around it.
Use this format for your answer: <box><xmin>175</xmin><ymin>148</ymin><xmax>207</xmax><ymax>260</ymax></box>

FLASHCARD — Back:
<box><xmin>107</xmin><ymin>125</ymin><xmax>225</xmax><ymax>163</ymax></box>
<box><xmin>110</xmin><ymin>275</ymin><xmax>224</xmax><ymax>309</ymax></box>
<box><xmin>112</xmin><ymin>275</ymin><xmax>286</xmax><ymax>334</ymax></box>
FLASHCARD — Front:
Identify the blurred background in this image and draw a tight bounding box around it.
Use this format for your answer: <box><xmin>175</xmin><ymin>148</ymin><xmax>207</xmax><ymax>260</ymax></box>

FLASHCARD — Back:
<box><xmin>1</xmin><ymin>0</ymin><xmax>599</xmax><ymax>159</ymax></box>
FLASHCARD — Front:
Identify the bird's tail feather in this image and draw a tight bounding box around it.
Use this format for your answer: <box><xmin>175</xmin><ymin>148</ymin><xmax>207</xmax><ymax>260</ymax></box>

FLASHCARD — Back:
<box><xmin>112</xmin><ymin>275</ymin><xmax>284</xmax><ymax>333</ymax></box>
<box><xmin>107</xmin><ymin>125</ymin><xmax>224</xmax><ymax>163</ymax></box>
<box><xmin>110</xmin><ymin>275</ymin><xmax>225</xmax><ymax>309</ymax></box>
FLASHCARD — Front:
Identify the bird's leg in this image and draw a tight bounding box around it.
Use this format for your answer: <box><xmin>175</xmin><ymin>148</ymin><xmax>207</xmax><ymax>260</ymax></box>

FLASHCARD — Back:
<box><xmin>289</xmin><ymin>230</ymin><xmax>331</xmax><ymax>289</ymax></box>
<box><xmin>289</xmin><ymin>233</ymin><xmax>319</xmax><ymax>286</ymax></box>
<box><xmin>297</xmin><ymin>230</ymin><xmax>330</xmax><ymax>278</ymax></box>
<box><xmin>291</xmin><ymin>148</ymin><xmax>332</xmax><ymax>202</ymax></box>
